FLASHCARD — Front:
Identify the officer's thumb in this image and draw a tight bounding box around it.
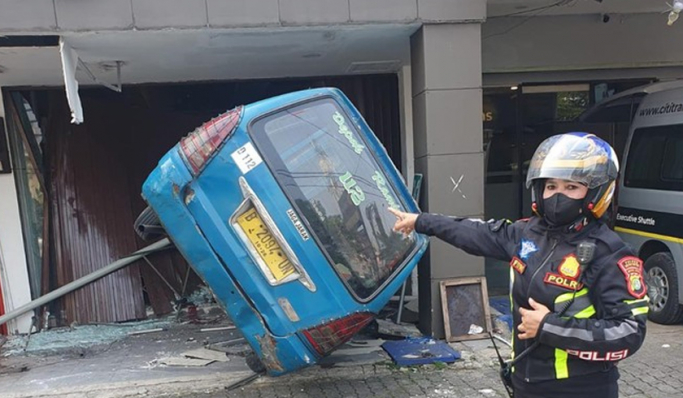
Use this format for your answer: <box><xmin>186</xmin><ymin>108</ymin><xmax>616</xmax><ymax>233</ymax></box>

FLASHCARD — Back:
<box><xmin>528</xmin><ymin>297</ymin><xmax>541</xmax><ymax>309</ymax></box>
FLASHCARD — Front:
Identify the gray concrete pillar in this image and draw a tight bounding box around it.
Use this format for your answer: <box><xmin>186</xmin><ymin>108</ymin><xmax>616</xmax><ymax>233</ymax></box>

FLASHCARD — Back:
<box><xmin>410</xmin><ymin>22</ymin><xmax>485</xmax><ymax>338</ymax></box>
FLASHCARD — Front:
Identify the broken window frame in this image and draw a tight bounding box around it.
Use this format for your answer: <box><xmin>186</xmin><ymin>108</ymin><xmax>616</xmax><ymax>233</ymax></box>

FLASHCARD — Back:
<box><xmin>5</xmin><ymin>91</ymin><xmax>49</xmax><ymax>301</ymax></box>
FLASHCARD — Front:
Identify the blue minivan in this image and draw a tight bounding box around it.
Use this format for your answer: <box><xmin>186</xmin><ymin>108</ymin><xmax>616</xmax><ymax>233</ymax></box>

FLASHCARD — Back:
<box><xmin>141</xmin><ymin>88</ymin><xmax>428</xmax><ymax>375</ymax></box>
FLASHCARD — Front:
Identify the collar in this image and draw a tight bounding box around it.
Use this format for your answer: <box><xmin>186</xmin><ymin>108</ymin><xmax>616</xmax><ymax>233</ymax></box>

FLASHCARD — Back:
<box><xmin>567</xmin><ymin>217</ymin><xmax>590</xmax><ymax>233</ymax></box>
<box><xmin>528</xmin><ymin>216</ymin><xmax>598</xmax><ymax>243</ymax></box>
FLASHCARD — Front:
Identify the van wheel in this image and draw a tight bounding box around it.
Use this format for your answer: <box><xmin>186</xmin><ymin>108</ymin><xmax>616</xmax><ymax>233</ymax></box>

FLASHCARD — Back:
<box><xmin>644</xmin><ymin>252</ymin><xmax>683</xmax><ymax>324</ymax></box>
<box><xmin>245</xmin><ymin>350</ymin><xmax>266</xmax><ymax>374</ymax></box>
<box><xmin>133</xmin><ymin>206</ymin><xmax>166</xmax><ymax>241</ymax></box>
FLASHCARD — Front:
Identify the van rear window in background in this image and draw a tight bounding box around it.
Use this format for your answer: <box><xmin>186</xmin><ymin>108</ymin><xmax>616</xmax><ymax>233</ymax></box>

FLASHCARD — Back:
<box><xmin>250</xmin><ymin>98</ymin><xmax>416</xmax><ymax>300</ymax></box>
<box><xmin>625</xmin><ymin>124</ymin><xmax>683</xmax><ymax>191</ymax></box>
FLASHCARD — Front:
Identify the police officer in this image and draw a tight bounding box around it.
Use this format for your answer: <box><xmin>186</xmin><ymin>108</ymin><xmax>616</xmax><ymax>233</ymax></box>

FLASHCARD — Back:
<box><xmin>390</xmin><ymin>133</ymin><xmax>648</xmax><ymax>398</ymax></box>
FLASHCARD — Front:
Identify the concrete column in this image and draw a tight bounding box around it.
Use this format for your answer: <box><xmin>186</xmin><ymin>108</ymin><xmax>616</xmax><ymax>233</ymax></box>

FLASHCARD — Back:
<box><xmin>410</xmin><ymin>22</ymin><xmax>485</xmax><ymax>338</ymax></box>
<box><xmin>0</xmin><ymin>91</ymin><xmax>33</xmax><ymax>334</ymax></box>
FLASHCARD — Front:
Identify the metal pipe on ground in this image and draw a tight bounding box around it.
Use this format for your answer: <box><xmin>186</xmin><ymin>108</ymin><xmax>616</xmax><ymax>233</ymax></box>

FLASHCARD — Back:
<box><xmin>0</xmin><ymin>238</ymin><xmax>172</xmax><ymax>328</ymax></box>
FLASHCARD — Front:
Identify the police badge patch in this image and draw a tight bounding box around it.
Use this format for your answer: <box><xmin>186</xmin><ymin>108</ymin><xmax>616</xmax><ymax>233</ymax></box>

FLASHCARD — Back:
<box><xmin>519</xmin><ymin>239</ymin><xmax>538</xmax><ymax>261</ymax></box>
<box><xmin>558</xmin><ymin>254</ymin><xmax>581</xmax><ymax>279</ymax></box>
<box><xmin>617</xmin><ymin>256</ymin><xmax>647</xmax><ymax>299</ymax></box>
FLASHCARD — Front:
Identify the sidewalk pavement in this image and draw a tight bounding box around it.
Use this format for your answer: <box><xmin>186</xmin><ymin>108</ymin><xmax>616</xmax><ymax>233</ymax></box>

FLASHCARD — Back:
<box><xmin>0</xmin><ymin>303</ymin><xmax>512</xmax><ymax>398</ymax></box>
<box><xmin>214</xmin><ymin>321</ymin><xmax>683</xmax><ymax>398</ymax></box>
<box><xmin>1</xmin><ymin>304</ymin><xmax>682</xmax><ymax>398</ymax></box>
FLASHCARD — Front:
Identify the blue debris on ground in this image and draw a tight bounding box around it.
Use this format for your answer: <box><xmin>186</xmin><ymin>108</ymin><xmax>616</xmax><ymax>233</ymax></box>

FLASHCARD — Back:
<box><xmin>489</xmin><ymin>296</ymin><xmax>513</xmax><ymax>331</ymax></box>
<box><xmin>381</xmin><ymin>336</ymin><xmax>461</xmax><ymax>366</ymax></box>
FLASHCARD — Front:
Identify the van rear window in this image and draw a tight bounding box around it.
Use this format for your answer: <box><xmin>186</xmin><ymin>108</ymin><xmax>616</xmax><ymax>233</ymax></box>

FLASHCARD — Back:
<box><xmin>625</xmin><ymin>125</ymin><xmax>683</xmax><ymax>191</ymax></box>
<box><xmin>250</xmin><ymin>98</ymin><xmax>416</xmax><ymax>300</ymax></box>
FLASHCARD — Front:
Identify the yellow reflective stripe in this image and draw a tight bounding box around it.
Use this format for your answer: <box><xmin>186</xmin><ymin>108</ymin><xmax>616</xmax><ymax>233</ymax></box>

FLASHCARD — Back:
<box><xmin>625</xmin><ymin>298</ymin><xmax>649</xmax><ymax>316</ymax></box>
<box><xmin>632</xmin><ymin>306</ymin><xmax>649</xmax><ymax>316</ymax></box>
<box><xmin>509</xmin><ymin>265</ymin><xmax>515</xmax><ymax>366</ymax></box>
<box><xmin>574</xmin><ymin>305</ymin><xmax>596</xmax><ymax>318</ymax></box>
<box><xmin>555</xmin><ymin>349</ymin><xmax>569</xmax><ymax>379</ymax></box>
<box><xmin>615</xmin><ymin>226</ymin><xmax>683</xmax><ymax>245</ymax></box>
<box><xmin>555</xmin><ymin>291</ymin><xmax>574</xmax><ymax>304</ymax></box>
<box><xmin>553</xmin><ymin>288</ymin><xmax>593</xmax><ymax>379</ymax></box>
<box><xmin>554</xmin><ymin>288</ymin><xmax>589</xmax><ymax>304</ymax></box>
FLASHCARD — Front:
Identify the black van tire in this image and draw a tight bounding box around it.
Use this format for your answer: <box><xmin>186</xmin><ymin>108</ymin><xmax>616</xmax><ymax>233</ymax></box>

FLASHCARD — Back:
<box><xmin>133</xmin><ymin>206</ymin><xmax>166</xmax><ymax>241</ymax></box>
<box><xmin>245</xmin><ymin>350</ymin><xmax>267</xmax><ymax>374</ymax></box>
<box><xmin>644</xmin><ymin>252</ymin><xmax>683</xmax><ymax>325</ymax></box>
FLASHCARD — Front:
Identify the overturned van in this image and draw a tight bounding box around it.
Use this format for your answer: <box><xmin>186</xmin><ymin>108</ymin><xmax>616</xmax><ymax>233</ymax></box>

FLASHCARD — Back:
<box><xmin>582</xmin><ymin>80</ymin><xmax>683</xmax><ymax>324</ymax></box>
<box><xmin>139</xmin><ymin>88</ymin><xmax>428</xmax><ymax>374</ymax></box>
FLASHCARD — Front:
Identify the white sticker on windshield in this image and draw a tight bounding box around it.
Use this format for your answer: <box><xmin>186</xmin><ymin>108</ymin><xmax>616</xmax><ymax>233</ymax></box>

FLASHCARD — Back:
<box><xmin>231</xmin><ymin>142</ymin><xmax>263</xmax><ymax>174</ymax></box>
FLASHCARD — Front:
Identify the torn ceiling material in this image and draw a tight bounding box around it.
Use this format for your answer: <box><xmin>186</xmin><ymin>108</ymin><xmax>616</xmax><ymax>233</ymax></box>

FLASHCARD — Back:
<box><xmin>59</xmin><ymin>37</ymin><xmax>124</xmax><ymax>124</ymax></box>
<box><xmin>59</xmin><ymin>38</ymin><xmax>83</xmax><ymax>124</ymax></box>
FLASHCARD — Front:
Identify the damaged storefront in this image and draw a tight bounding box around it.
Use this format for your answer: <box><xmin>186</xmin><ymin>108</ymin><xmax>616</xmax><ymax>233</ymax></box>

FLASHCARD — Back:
<box><xmin>3</xmin><ymin>75</ymin><xmax>403</xmax><ymax>330</ymax></box>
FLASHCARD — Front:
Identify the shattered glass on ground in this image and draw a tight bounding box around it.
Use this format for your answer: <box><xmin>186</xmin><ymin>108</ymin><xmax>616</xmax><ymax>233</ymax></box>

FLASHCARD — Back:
<box><xmin>2</xmin><ymin>316</ymin><xmax>174</xmax><ymax>357</ymax></box>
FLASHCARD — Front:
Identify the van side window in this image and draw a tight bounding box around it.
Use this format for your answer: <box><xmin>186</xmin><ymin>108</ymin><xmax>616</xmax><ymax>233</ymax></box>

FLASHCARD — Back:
<box><xmin>625</xmin><ymin>125</ymin><xmax>683</xmax><ymax>191</ymax></box>
<box><xmin>662</xmin><ymin>136</ymin><xmax>683</xmax><ymax>180</ymax></box>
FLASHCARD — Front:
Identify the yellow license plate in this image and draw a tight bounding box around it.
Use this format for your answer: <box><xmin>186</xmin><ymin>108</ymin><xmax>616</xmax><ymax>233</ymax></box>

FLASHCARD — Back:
<box><xmin>237</xmin><ymin>207</ymin><xmax>296</xmax><ymax>282</ymax></box>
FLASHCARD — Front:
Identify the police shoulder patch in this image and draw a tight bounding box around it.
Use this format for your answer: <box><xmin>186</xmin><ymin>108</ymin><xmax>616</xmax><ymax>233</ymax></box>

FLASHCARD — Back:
<box><xmin>510</xmin><ymin>256</ymin><xmax>526</xmax><ymax>274</ymax></box>
<box><xmin>617</xmin><ymin>256</ymin><xmax>646</xmax><ymax>299</ymax></box>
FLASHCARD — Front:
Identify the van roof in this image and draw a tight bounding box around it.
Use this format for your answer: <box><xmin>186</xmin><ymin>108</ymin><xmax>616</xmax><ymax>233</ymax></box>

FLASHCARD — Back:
<box><xmin>579</xmin><ymin>80</ymin><xmax>683</xmax><ymax>123</ymax></box>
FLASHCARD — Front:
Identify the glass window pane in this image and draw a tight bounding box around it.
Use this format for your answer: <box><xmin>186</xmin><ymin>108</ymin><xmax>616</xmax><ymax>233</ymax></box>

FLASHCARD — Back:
<box><xmin>625</xmin><ymin>125</ymin><xmax>683</xmax><ymax>191</ymax></box>
<box><xmin>251</xmin><ymin>98</ymin><xmax>416</xmax><ymax>300</ymax></box>
<box><xmin>662</xmin><ymin>134</ymin><xmax>683</xmax><ymax>181</ymax></box>
<box><xmin>556</xmin><ymin>91</ymin><xmax>589</xmax><ymax>121</ymax></box>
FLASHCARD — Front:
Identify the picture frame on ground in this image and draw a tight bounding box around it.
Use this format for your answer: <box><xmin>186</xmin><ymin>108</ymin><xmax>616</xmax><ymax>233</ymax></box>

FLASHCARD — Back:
<box><xmin>440</xmin><ymin>276</ymin><xmax>492</xmax><ymax>342</ymax></box>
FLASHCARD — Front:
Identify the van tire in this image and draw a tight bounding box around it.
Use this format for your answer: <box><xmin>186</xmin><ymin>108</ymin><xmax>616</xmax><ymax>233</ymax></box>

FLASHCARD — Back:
<box><xmin>644</xmin><ymin>252</ymin><xmax>683</xmax><ymax>325</ymax></box>
<box><xmin>245</xmin><ymin>350</ymin><xmax>266</xmax><ymax>374</ymax></box>
<box><xmin>133</xmin><ymin>206</ymin><xmax>166</xmax><ymax>241</ymax></box>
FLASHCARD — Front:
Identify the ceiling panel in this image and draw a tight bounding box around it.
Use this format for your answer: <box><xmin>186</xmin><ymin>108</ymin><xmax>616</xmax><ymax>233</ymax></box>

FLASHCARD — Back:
<box><xmin>0</xmin><ymin>25</ymin><xmax>418</xmax><ymax>87</ymax></box>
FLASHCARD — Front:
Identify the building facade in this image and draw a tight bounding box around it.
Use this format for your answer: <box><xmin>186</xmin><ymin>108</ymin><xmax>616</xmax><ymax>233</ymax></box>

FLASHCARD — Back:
<box><xmin>0</xmin><ymin>0</ymin><xmax>680</xmax><ymax>337</ymax></box>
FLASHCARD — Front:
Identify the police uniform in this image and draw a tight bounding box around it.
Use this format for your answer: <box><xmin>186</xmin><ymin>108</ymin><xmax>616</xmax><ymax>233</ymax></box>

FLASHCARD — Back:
<box><xmin>415</xmin><ymin>213</ymin><xmax>649</xmax><ymax>398</ymax></box>
<box><xmin>390</xmin><ymin>133</ymin><xmax>648</xmax><ymax>397</ymax></box>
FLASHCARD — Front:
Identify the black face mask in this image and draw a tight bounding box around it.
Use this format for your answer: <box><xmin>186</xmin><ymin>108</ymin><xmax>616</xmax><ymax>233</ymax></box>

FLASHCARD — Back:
<box><xmin>543</xmin><ymin>193</ymin><xmax>584</xmax><ymax>227</ymax></box>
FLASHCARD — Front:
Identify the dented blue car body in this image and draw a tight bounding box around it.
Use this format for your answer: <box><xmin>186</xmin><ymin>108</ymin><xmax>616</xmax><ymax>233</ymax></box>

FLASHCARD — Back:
<box><xmin>142</xmin><ymin>88</ymin><xmax>428</xmax><ymax>375</ymax></box>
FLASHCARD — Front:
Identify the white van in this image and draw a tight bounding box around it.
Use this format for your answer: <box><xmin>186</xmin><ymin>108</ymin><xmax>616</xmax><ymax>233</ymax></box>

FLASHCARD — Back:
<box><xmin>582</xmin><ymin>80</ymin><xmax>683</xmax><ymax>325</ymax></box>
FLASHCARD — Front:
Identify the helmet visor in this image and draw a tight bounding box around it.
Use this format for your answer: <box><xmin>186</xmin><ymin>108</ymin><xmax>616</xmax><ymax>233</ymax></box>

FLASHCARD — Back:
<box><xmin>525</xmin><ymin>133</ymin><xmax>619</xmax><ymax>189</ymax></box>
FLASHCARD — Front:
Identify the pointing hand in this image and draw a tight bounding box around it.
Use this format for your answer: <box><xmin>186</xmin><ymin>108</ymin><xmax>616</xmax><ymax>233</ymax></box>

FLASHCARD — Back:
<box><xmin>388</xmin><ymin>208</ymin><xmax>418</xmax><ymax>236</ymax></box>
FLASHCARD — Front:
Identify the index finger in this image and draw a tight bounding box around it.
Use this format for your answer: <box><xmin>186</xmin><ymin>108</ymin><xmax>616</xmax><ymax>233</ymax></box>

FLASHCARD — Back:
<box><xmin>388</xmin><ymin>207</ymin><xmax>402</xmax><ymax>217</ymax></box>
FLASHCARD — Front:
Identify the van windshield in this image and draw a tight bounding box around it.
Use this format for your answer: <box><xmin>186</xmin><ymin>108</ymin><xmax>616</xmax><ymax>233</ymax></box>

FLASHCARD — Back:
<box><xmin>250</xmin><ymin>97</ymin><xmax>416</xmax><ymax>300</ymax></box>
